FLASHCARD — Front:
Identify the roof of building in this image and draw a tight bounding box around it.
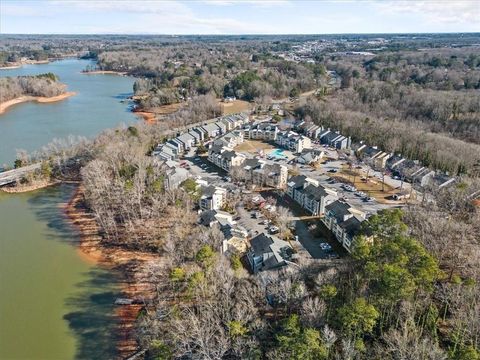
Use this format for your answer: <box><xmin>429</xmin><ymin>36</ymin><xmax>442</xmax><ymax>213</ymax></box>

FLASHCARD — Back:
<box><xmin>220</xmin><ymin>150</ymin><xmax>238</xmax><ymax>160</ymax></box>
<box><xmin>203</xmin><ymin>123</ymin><xmax>220</xmax><ymax>132</ymax></box>
<box><xmin>177</xmin><ymin>133</ymin><xmax>195</xmax><ymax>143</ymax></box>
<box><xmin>338</xmin><ymin>216</ymin><xmax>363</xmax><ymax>238</ymax></box>
<box><xmin>198</xmin><ymin>210</ymin><xmax>218</xmax><ymax>226</ymax></box>
<box><xmin>243</xmin><ymin>158</ymin><xmax>261</xmax><ymax>170</ymax></box>
<box><xmin>287</xmin><ymin>175</ymin><xmax>308</xmax><ymax>188</ymax></box>
<box><xmin>249</xmin><ymin>233</ymin><xmax>292</xmax><ymax>270</ymax></box>
<box><xmin>325</xmin><ymin>200</ymin><xmax>352</xmax><ymax>221</ymax></box>
<box><xmin>303</xmin><ymin>184</ymin><xmax>328</xmax><ymax>201</ymax></box>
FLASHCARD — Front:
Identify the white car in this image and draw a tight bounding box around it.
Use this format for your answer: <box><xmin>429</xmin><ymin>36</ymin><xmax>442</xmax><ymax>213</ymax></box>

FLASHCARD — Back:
<box><xmin>269</xmin><ymin>226</ymin><xmax>279</xmax><ymax>234</ymax></box>
<box><xmin>319</xmin><ymin>242</ymin><xmax>332</xmax><ymax>250</ymax></box>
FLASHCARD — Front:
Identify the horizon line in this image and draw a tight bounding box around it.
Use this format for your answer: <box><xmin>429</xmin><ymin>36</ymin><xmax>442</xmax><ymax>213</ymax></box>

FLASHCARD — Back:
<box><xmin>1</xmin><ymin>32</ymin><xmax>479</xmax><ymax>36</ymax></box>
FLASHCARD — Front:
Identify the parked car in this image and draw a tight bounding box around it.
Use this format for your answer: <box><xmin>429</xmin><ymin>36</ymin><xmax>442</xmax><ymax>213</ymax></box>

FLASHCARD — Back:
<box><xmin>319</xmin><ymin>242</ymin><xmax>332</xmax><ymax>250</ymax></box>
<box><xmin>269</xmin><ymin>226</ymin><xmax>279</xmax><ymax>234</ymax></box>
<box><xmin>364</xmin><ymin>197</ymin><xmax>375</xmax><ymax>202</ymax></box>
<box><xmin>327</xmin><ymin>169</ymin><xmax>337</xmax><ymax>173</ymax></box>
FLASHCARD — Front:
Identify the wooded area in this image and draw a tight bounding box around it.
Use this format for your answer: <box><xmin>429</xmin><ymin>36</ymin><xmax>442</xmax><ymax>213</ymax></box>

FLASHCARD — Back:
<box><xmin>0</xmin><ymin>73</ymin><xmax>66</xmax><ymax>102</ymax></box>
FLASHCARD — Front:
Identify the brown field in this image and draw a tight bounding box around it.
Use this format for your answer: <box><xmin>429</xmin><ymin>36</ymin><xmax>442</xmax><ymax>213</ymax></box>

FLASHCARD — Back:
<box><xmin>149</xmin><ymin>102</ymin><xmax>183</xmax><ymax>115</ymax></box>
<box><xmin>234</xmin><ymin>139</ymin><xmax>276</xmax><ymax>154</ymax></box>
<box><xmin>220</xmin><ymin>99</ymin><xmax>252</xmax><ymax>115</ymax></box>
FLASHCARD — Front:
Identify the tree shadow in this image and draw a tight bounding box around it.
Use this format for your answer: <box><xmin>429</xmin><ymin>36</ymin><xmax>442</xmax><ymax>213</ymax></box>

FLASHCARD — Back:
<box><xmin>112</xmin><ymin>92</ymin><xmax>133</xmax><ymax>100</ymax></box>
<box><xmin>63</xmin><ymin>268</ymin><xmax>122</xmax><ymax>359</ymax></box>
<box><xmin>27</xmin><ymin>183</ymin><xmax>81</xmax><ymax>244</ymax></box>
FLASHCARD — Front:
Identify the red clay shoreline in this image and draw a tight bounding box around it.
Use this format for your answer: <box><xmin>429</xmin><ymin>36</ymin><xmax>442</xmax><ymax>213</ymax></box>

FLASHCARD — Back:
<box><xmin>0</xmin><ymin>92</ymin><xmax>77</xmax><ymax>115</ymax></box>
<box><xmin>64</xmin><ymin>185</ymin><xmax>158</xmax><ymax>359</ymax></box>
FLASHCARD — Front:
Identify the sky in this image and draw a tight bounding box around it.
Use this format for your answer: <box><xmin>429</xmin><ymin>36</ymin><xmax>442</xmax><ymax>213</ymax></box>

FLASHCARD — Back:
<box><xmin>1</xmin><ymin>0</ymin><xmax>479</xmax><ymax>35</ymax></box>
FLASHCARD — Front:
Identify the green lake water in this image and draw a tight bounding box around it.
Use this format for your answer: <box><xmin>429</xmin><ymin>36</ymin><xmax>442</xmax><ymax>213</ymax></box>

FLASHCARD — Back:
<box><xmin>0</xmin><ymin>60</ymin><xmax>138</xmax><ymax>359</ymax></box>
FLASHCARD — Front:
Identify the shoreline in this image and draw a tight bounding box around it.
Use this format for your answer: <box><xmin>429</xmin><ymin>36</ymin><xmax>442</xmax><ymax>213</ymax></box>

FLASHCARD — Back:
<box><xmin>65</xmin><ymin>186</ymin><xmax>158</xmax><ymax>358</ymax></box>
<box><xmin>0</xmin><ymin>60</ymin><xmax>50</xmax><ymax>70</ymax></box>
<box><xmin>133</xmin><ymin>110</ymin><xmax>156</xmax><ymax>123</ymax></box>
<box><xmin>0</xmin><ymin>92</ymin><xmax>77</xmax><ymax>115</ymax></box>
<box><xmin>82</xmin><ymin>70</ymin><xmax>127</xmax><ymax>76</ymax></box>
<box><xmin>0</xmin><ymin>179</ymin><xmax>60</xmax><ymax>194</ymax></box>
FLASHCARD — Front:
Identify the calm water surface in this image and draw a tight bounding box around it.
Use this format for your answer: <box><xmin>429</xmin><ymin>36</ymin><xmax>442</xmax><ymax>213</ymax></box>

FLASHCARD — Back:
<box><xmin>0</xmin><ymin>59</ymin><xmax>138</xmax><ymax>166</ymax></box>
<box><xmin>0</xmin><ymin>60</ymin><xmax>134</xmax><ymax>359</ymax></box>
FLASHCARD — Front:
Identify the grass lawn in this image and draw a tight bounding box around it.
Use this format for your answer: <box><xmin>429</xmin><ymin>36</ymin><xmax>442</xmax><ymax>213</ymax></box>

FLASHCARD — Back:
<box><xmin>234</xmin><ymin>140</ymin><xmax>277</xmax><ymax>154</ymax></box>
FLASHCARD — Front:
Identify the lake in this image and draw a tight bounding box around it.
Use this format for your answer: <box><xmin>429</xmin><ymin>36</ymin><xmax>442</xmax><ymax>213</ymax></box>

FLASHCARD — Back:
<box><xmin>0</xmin><ymin>59</ymin><xmax>138</xmax><ymax>359</ymax></box>
<box><xmin>0</xmin><ymin>59</ymin><xmax>139</xmax><ymax>167</ymax></box>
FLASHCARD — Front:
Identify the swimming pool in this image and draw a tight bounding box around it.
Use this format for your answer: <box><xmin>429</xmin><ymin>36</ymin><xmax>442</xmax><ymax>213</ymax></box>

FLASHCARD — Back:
<box><xmin>268</xmin><ymin>148</ymin><xmax>287</xmax><ymax>159</ymax></box>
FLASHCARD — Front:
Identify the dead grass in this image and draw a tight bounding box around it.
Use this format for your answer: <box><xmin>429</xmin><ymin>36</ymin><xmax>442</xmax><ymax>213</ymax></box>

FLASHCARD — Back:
<box><xmin>220</xmin><ymin>99</ymin><xmax>252</xmax><ymax>115</ymax></box>
<box><xmin>234</xmin><ymin>139</ymin><xmax>277</xmax><ymax>154</ymax></box>
<box><xmin>149</xmin><ymin>102</ymin><xmax>183</xmax><ymax>115</ymax></box>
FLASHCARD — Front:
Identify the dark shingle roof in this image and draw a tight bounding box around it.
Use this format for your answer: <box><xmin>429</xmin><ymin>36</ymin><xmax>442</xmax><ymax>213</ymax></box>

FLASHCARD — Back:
<box><xmin>287</xmin><ymin>175</ymin><xmax>307</xmax><ymax>188</ymax></box>
<box><xmin>339</xmin><ymin>216</ymin><xmax>362</xmax><ymax>237</ymax></box>
<box><xmin>325</xmin><ymin>200</ymin><xmax>352</xmax><ymax>221</ymax></box>
<box><xmin>303</xmin><ymin>184</ymin><xmax>328</xmax><ymax>201</ymax></box>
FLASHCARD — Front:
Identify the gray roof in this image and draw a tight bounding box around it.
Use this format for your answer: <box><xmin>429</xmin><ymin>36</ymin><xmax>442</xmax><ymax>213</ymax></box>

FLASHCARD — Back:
<box><xmin>339</xmin><ymin>216</ymin><xmax>362</xmax><ymax>238</ymax></box>
<box><xmin>303</xmin><ymin>184</ymin><xmax>328</xmax><ymax>201</ymax></box>
<box><xmin>201</xmin><ymin>185</ymin><xmax>217</xmax><ymax>198</ymax></box>
<box><xmin>221</xmin><ymin>150</ymin><xmax>238</xmax><ymax>160</ymax></box>
<box><xmin>249</xmin><ymin>233</ymin><xmax>292</xmax><ymax>267</ymax></box>
<box><xmin>199</xmin><ymin>210</ymin><xmax>218</xmax><ymax>226</ymax></box>
<box><xmin>325</xmin><ymin>200</ymin><xmax>352</xmax><ymax>221</ymax></box>
<box><xmin>203</xmin><ymin>123</ymin><xmax>220</xmax><ymax>133</ymax></box>
<box><xmin>177</xmin><ymin>133</ymin><xmax>195</xmax><ymax>143</ymax></box>
<box><xmin>287</xmin><ymin>175</ymin><xmax>308</xmax><ymax>189</ymax></box>
<box><xmin>209</xmin><ymin>143</ymin><xmax>224</xmax><ymax>154</ymax></box>
<box><xmin>243</xmin><ymin>158</ymin><xmax>261</xmax><ymax>170</ymax></box>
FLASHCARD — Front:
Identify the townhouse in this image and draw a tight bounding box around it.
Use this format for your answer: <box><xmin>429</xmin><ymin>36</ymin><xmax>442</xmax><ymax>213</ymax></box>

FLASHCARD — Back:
<box><xmin>356</xmin><ymin>145</ymin><xmax>391</xmax><ymax>170</ymax></box>
<box><xmin>161</xmin><ymin>160</ymin><xmax>190</xmax><ymax>190</ymax></box>
<box><xmin>152</xmin><ymin>113</ymin><xmax>248</xmax><ymax>162</ymax></box>
<box><xmin>318</xmin><ymin>129</ymin><xmax>351</xmax><ymax>150</ymax></box>
<box><xmin>201</xmin><ymin>122</ymin><xmax>222</xmax><ymax>138</ymax></box>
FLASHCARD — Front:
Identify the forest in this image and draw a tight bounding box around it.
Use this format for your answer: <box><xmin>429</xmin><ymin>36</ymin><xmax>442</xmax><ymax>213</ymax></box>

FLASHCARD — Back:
<box><xmin>0</xmin><ymin>73</ymin><xmax>67</xmax><ymax>102</ymax></box>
